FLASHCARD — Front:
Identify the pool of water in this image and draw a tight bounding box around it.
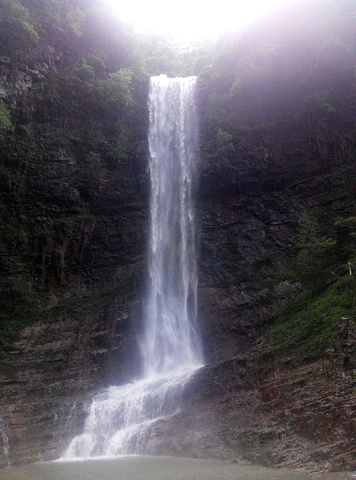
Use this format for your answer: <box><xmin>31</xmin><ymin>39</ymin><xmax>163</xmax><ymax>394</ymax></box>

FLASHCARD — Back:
<box><xmin>1</xmin><ymin>456</ymin><xmax>354</xmax><ymax>480</ymax></box>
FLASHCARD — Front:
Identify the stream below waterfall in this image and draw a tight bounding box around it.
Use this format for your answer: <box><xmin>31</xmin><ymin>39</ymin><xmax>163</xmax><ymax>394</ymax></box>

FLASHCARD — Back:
<box><xmin>2</xmin><ymin>456</ymin><xmax>355</xmax><ymax>480</ymax></box>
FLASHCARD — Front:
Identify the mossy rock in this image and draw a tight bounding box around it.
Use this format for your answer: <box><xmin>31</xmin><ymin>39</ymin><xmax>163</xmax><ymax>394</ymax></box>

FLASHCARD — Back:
<box><xmin>267</xmin><ymin>275</ymin><xmax>356</xmax><ymax>359</ymax></box>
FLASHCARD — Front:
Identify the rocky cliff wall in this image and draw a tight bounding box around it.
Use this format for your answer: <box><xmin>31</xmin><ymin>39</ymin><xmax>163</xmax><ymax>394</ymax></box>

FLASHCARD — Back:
<box><xmin>197</xmin><ymin>152</ymin><xmax>355</xmax><ymax>364</ymax></box>
<box><xmin>132</xmin><ymin>338</ymin><xmax>355</xmax><ymax>472</ymax></box>
<box><xmin>0</xmin><ymin>25</ymin><xmax>150</xmax><ymax>465</ymax></box>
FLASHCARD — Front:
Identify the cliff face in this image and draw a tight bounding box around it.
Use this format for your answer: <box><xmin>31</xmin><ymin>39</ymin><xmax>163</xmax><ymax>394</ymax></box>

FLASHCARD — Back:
<box><xmin>0</xmin><ymin>0</ymin><xmax>355</xmax><ymax>471</ymax></box>
<box><xmin>190</xmin><ymin>143</ymin><xmax>356</xmax><ymax>472</ymax></box>
<box><xmin>191</xmin><ymin>17</ymin><xmax>356</xmax><ymax>467</ymax></box>
<box><xmin>196</xmin><ymin>120</ymin><xmax>355</xmax><ymax>363</ymax></box>
<box><xmin>0</xmin><ymin>5</ymin><xmax>149</xmax><ymax>465</ymax></box>
<box><xmin>132</xmin><ymin>345</ymin><xmax>355</xmax><ymax>472</ymax></box>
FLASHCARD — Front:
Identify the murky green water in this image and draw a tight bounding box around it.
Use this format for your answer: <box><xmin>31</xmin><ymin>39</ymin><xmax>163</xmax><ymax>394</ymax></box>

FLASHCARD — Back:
<box><xmin>1</xmin><ymin>456</ymin><xmax>354</xmax><ymax>480</ymax></box>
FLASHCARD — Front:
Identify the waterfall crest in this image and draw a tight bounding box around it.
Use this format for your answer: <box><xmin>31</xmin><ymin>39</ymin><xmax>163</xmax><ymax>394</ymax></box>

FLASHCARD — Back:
<box><xmin>63</xmin><ymin>75</ymin><xmax>203</xmax><ymax>459</ymax></box>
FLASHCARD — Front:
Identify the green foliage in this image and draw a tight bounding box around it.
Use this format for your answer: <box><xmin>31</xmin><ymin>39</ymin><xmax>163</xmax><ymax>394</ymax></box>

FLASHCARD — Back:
<box><xmin>66</xmin><ymin>5</ymin><xmax>84</xmax><ymax>37</ymax></box>
<box><xmin>268</xmin><ymin>275</ymin><xmax>356</xmax><ymax>358</ymax></box>
<box><xmin>197</xmin><ymin>0</ymin><xmax>355</xmax><ymax>182</ymax></box>
<box><xmin>21</xmin><ymin>0</ymin><xmax>84</xmax><ymax>41</ymax></box>
<box><xmin>203</xmin><ymin>128</ymin><xmax>236</xmax><ymax>173</ymax></box>
<box><xmin>86</xmin><ymin>53</ymin><xmax>107</xmax><ymax>76</ymax></box>
<box><xmin>0</xmin><ymin>0</ymin><xmax>39</xmax><ymax>58</ymax></box>
<box><xmin>137</xmin><ymin>35</ymin><xmax>183</xmax><ymax>76</ymax></box>
<box><xmin>104</xmin><ymin>68</ymin><xmax>134</xmax><ymax>109</ymax></box>
<box><xmin>22</xmin><ymin>0</ymin><xmax>62</xmax><ymax>28</ymax></box>
<box><xmin>290</xmin><ymin>212</ymin><xmax>336</xmax><ymax>290</ymax></box>
<box><xmin>75</xmin><ymin>59</ymin><xmax>96</xmax><ymax>82</ymax></box>
<box><xmin>334</xmin><ymin>216</ymin><xmax>356</xmax><ymax>232</ymax></box>
<box><xmin>334</xmin><ymin>217</ymin><xmax>356</xmax><ymax>257</ymax></box>
<box><xmin>0</xmin><ymin>100</ymin><xmax>12</xmax><ymax>128</ymax></box>
<box><xmin>302</xmin><ymin>90</ymin><xmax>336</xmax><ymax>115</ymax></box>
<box><xmin>265</xmin><ymin>211</ymin><xmax>355</xmax><ymax>297</ymax></box>
<box><xmin>216</xmin><ymin>128</ymin><xmax>235</xmax><ymax>154</ymax></box>
<box><xmin>136</xmin><ymin>33</ymin><xmax>210</xmax><ymax>77</ymax></box>
<box><xmin>264</xmin><ymin>210</ymin><xmax>356</xmax><ymax>360</ymax></box>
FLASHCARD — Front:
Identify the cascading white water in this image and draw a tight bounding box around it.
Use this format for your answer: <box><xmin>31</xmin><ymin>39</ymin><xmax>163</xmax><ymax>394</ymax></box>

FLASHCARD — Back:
<box><xmin>144</xmin><ymin>75</ymin><xmax>203</xmax><ymax>376</ymax></box>
<box><xmin>63</xmin><ymin>75</ymin><xmax>203</xmax><ymax>460</ymax></box>
<box><xmin>0</xmin><ymin>417</ymin><xmax>10</xmax><ymax>466</ymax></box>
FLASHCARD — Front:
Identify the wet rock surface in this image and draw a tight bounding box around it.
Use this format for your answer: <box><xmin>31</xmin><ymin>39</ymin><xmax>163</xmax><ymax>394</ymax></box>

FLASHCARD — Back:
<box><xmin>137</xmin><ymin>349</ymin><xmax>356</xmax><ymax>472</ymax></box>
<box><xmin>0</xmin><ymin>292</ymin><xmax>143</xmax><ymax>468</ymax></box>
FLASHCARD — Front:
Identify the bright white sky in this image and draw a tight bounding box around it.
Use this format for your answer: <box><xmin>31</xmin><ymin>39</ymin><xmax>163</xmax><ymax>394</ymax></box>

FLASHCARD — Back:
<box><xmin>104</xmin><ymin>0</ymin><xmax>297</xmax><ymax>42</ymax></box>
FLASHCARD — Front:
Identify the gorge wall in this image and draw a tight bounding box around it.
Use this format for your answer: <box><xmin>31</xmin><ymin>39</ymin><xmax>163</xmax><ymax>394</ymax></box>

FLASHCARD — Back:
<box><xmin>190</xmin><ymin>7</ymin><xmax>356</xmax><ymax>468</ymax></box>
<box><xmin>0</xmin><ymin>1</ymin><xmax>149</xmax><ymax>466</ymax></box>
<box><xmin>0</xmin><ymin>0</ymin><xmax>355</xmax><ymax>472</ymax></box>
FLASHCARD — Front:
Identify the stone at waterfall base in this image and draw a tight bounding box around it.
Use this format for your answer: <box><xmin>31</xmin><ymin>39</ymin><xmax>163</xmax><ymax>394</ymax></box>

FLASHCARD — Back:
<box><xmin>126</xmin><ymin>353</ymin><xmax>356</xmax><ymax>473</ymax></box>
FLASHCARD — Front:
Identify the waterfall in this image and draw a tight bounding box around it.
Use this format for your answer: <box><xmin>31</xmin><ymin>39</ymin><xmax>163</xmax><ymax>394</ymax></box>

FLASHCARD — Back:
<box><xmin>63</xmin><ymin>75</ymin><xmax>203</xmax><ymax>459</ymax></box>
<box><xmin>0</xmin><ymin>417</ymin><xmax>10</xmax><ymax>466</ymax></box>
<box><xmin>144</xmin><ymin>75</ymin><xmax>203</xmax><ymax>376</ymax></box>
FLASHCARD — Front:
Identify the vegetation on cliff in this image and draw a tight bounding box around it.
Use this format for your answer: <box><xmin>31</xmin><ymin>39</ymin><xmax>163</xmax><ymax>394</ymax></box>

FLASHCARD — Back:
<box><xmin>264</xmin><ymin>213</ymin><xmax>356</xmax><ymax>357</ymax></box>
<box><xmin>197</xmin><ymin>0</ymin><xmax>355</xmax><ymax>189</ymax></box>
<box><xmin>268</xmin><ymin>275</ymin><xmax>355</xmax><ymax>357</ymax></box>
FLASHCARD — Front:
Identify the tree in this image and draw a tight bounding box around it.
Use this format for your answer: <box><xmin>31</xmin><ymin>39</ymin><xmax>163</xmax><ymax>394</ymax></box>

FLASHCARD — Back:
<box><xmin>0</xmin><ymin>0</ymin><xmax>39</xmax><ymax>59</ymax></box>
<box><xmin>334</xmin><ymin>217</ymin><xmax>356</xmax><ymax>272</ymax></box>
<box><xmin>104</xmin><ymin>69</ymin><xmax>134</xmax><ymax>110</ymax></box>
<box><xmin>0</xmin><ymin>100</ymin><xmax>12</xmax><ymax>129</ymax></box>
<box><xmin>291</xmin><ymin>212</ymin><xmax>336</xmax><ymax>290</ymax></box>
